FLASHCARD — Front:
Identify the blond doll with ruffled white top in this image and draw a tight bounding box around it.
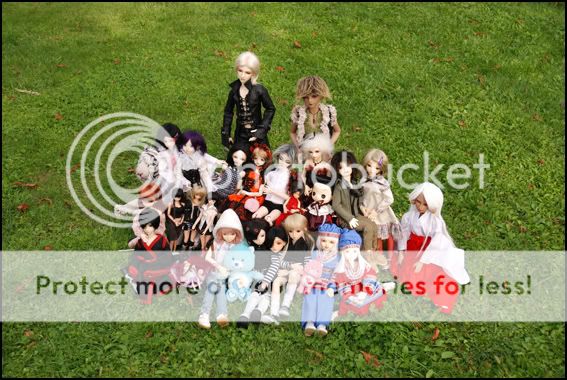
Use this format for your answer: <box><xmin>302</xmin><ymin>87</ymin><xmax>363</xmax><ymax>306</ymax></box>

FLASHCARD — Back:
<box><xmin>290</xmin><ymin>76</ymin><xmax>341</xmax><ymax>151</ymax></box>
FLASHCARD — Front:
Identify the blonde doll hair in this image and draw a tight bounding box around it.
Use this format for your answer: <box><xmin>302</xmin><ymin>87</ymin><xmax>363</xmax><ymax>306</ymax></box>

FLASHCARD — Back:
<box><xmin>235</xmin><ymin>51</ymin><xmax>260</xmax><ymax>84</ymax></box>
<box><xmin>215</xmin><ymin>227</ymin><xmax>243</xmax><ymax>245</ymax></box>
<box><xmin>188</xmin><ymin>186</ymin><xmax>207</xmax><ymax>206</ymax></box>
<box><xmin>283</xmin><ymin>213</ymin><xmax>315</xmax><ymax>249</ymax></box>
<box><xmin>295</xmin><ymin>76</ymin><xmax>332</xmax><ymax>100</ymax></box>
<box><xmin>362</xmin><ymin>149</ymin><xmax>389</xmax><ymax>175</ymax></box>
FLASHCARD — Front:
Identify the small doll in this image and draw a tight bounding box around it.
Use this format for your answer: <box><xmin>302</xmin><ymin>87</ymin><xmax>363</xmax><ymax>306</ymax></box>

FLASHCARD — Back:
<box><xmin>123</xmin><ymin>207</ymin><xmax>175</xmax><ymax>304</ymax></box>
<box><xmin>332</xmin><ymin>230</ymin><xmax>389</xmax><ymax>317</ymax></box>
<box><xmin>252</xmin><ymin>144</ymin><xmax>297</xmax><ymax>225</ymax></box>
<box><xmin>222</xmin><ymin>51</ymin><xmax>276</xmax><ymax>152</ymax></box>
<box><xmin>301</xmin><ymin>223</ymin><xmax>342</xmax><ymax>337</ymax></box>
<box><xmin>360</xmin><ymin>149</ymin><xmax>402</xmax><ymax>256</ymax></box>
<box><xmin>290</xmin><ymin>76</ymin><xmax>341</xmax><ymax>148</ymax></box>
<box><xmin>305</xmin><ymin>164</ymin><xmax>335</xmax><ymax>231</ymax></box>
<box><xmin>127</xmin><ymin>183</ymin><xmax>167</xmax><ymax>249</ymax></box>
<box><xmin>274</xmin><ymin>181</ymin><xmax>304</xmax><ymax>226</ymax></box>
<box><xmin>198</xmin><ymin>209</ymin><xmax>244</xmax><ymax>329</ymax></box>
<box><xmin>300</xmin><ymin>133</ymin><xmax>334</xmax><ymax>198</ymax></box>
<box><xmin>192</xmin><ymin>198</ymin><xmax>218</xmax><ymax>252</ymax></box>
<box><xmin>165</xmin><ymin>189</ymin><xmax>186</xmax><ymax>251</ymax></box>
<box><xmin>182</xmin><ymin>186</ymin><xmax>207</xmax><ymax>250</ymax></box>
<box><xmin>243</xmin><ymin>218</ymin><xmax>271</xmax><ymax>251</ymax></box>
<box><xmin>115</xmin><ymin>123</ymin><xmax>182</xmax><ymax>215</ymax></box>
<box><xmin>236</xmin><ymin>226</ymin><xmax>290</xmax><ymax>328</ymax></box>
<box><xmin>226</xmin><ymin>143</ymin><xmax>272</xmax><ymax>221</ymax></box>
<box><xmin>211</xmin><ymin>143</ymin><xmax>249</xmax><ymax>212</ymax></box>
<box><xmin>331</xmin><ymin>151</ymin><xmax>380</xmax><ymax>257</ymax></box>
<box><xmin>391</xmin><ymin>182</ymin><xmax>470</xmax><ymax>314</ymax></box>
<box><xmin>179</xmin><ymin>130</ymin><xmax>227</xmax><ymax>195</ymax></box>
<box><xmin>275</xmin><ymin>213</ymin><xmax>315</xmax><ymax>318</ymax></box>
<box><xmin>170</xmin><ymin>253</ymin><xmax>212</xmax><ymax>294</ymax></box>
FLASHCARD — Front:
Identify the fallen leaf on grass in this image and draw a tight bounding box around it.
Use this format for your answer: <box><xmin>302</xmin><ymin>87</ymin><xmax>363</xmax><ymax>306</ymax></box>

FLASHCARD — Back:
<box><xmin>15</xmin><ymin>88</ymin><xmax>40</xmax><ymax>96</ymax></box>
<box><xmin>250</xmin><ymin>43</ymin><xmax>257</xmax><ymax>50</ymax></box>
<box><xmin>519</xmin><ymin>226</ymin><xmax>528</xmax><ymax>233</ymax></box>
<box><xmin>353</xmin><ymin>125</ymin><xmax>362</xmax><ymax>132</ymax></box>
<box><xmin>214</xmin><ymin>50</ymin><xmax>226</xmax><ymax>58</ymax></box>
<box><xmin>528</xmin><ymin>183</ymin><xmax>535</xmax><ymax>190</ymax></box>
<box><xmin>306</xmin><ymin>349</ymin><xmax>324</xmax><ymax>363</ymax></box>
<box><xmin>55</xmin><ymin>112</ymin><xmax>64</xmax><ymax>121</ymax></box>
<box><xmin>275</xmin><ymin>66</ymin><xmax>285</xmax><ymax>72</ymax></box>
<box><xmin>56</xmin><ymin>63</ymin><xmax>67</xmax><ymax>68</ymax></box>
<box><xmin>432</xmin><ymin>327</ymin><xmax>440</xmax><ymax>341</ymax></box>
<box><xmin>127</xmin><ymin>167</ymin><xmax>136</xmax><ymax>173</ymax></box>
<box><xmin>473</xmin><ymin>31</ymin><xmax>487</xmax><ymax>37</ymax></box>
<box><xmin>13</xmin><ymin>182</ymin><xmax>38</xmax><ymax>189</ymax></box>
<box><xmin>113</xmin><ymin>58</ymin><xmax>121</xmax><ymax>65</ymax></box>
<box><xmin>277</xmin><ymin>98</ymin><xmax>289</xmax><ymax>106</ymax></box>
<box><xmin>537</xmin><ymin>159</ymin><xmax>545</xmax><ymax>166</ymax></box>
<box><xmin>293</xmin><ymin>40</ymin><xmax>302</xmax><ymax>48</ymax></box>
<box><xmin>515</xmin><ymin>18</ymin><xmax>525</xmax><ymax>25</ymax></box>
<box><xmin>312</xmin><ymin>31</ymin><xmax>318</xmax><ymax>38</ymax></box>
<box><xmin>432</xmin><ymin>57</ymin><xmax>454</xmax><ymax>64</ymax></box>
<box><xmin>428</xmin><ymin>40</ymin><xmax>440</xmax><ymax>49</ymax></box>
<box><xmin>477</xmin><ymin>74</ymin><xmax>486</xmax><ymax>87</ymax></box>
<box><xmin>145</xmin><ymin>330</ymin><xmax>153</xmax><ymax>338</ymax></box>
<box><xmin>361</xmin><ymin>351</ymin><xmax>380</xmax><ymax>367</ymax></box>
<box><xmin>39</xmin><ymin>197</ymin><xmax>53</xmax><ymax>206</ymax></box>
<box><xmin>532</xmin><ymin>113</ymin><xmax>543</xmax><ymax>122</ymax></box>
<box><xmin>43</xmin><ymin>245</ymin><xmax>53</xmax><ymax>251</ymax></box>
<box><xmin>468</xmin><ymin>18</ymin><xmax>480</xmax><ymax>25</ymax></box>
<box><xmin>458</xmin><ymin>120</ymin><xmax>467</xmax><ymax>128</ymax></box>
<box><xmin>24</xmin><ymin>330</ymin><xmax>33</xmax><ymax>337</ymax></box>
<box><xmin>17</xmin><ymin>203</ymin><xmax>30</xmax><ymax>213</ymax></box>
<box><xmin>70</xmin><ymin>163</ymin><xmax>81</xmax><ymax>174</ymax></box>
<box><xmin>494</xmin><ymin>64</ymin><xmax>502</xmax><ymax>70</ymax></box>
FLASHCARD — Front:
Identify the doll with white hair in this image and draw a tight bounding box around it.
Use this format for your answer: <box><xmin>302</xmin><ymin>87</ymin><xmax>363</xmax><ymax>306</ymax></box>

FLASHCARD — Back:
<box><xmin>391</xmin><ymin>182</ymin><xmax>470</xmax><ymax>314</ymax></box>
<box><xmin>222</xmin><ymin>51</ymin><xmax>276</xmax><ymax>152</ymax></box>
<box><xmin>299</xmin><ymin>133</ymin><xmax>334</xmax><ymax>197</ymax></box>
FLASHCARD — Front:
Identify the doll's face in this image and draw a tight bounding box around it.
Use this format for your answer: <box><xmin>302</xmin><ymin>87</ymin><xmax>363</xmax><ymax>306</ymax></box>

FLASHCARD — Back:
<box><xmin>253</xmin><ymin>154</ymin><xmax>266</xmax><ymax>168</ymax></box>
<box><xmin>338</xmin><ymin>161</ymin><xmax>352</xmax><ymax>178</ymax></box>
<box><xmin>288</xmin><ymin>228</ymin><xmax>304</xmax><ymax>243</ymax></box>
<box><xmin>183</xmin><ymin>140</ymin><xmax>195</xmax><ymax>155</ymax></box>
<box><xmin>193</xmin><ymin>193</ymin><xmax>204</xmax><ymax>204</ymax></box>
<box><xmin>232</xmin><ymin>150</ymin><xmax>247</xmax><ymax>167</ymax></box>
<box><xmin>254</xmin><ymin>229</ymin><xmax>266</xmax><ymax>246</ymax></box>
<box><xmin>365</xmin><ymin>160</ymin><xmax>381</xmax><ymax>178</ymax></box>
<box><xmin>412</xmin><ymin>193</ymin><xmax>428</xmax><ymax>215</ymax></box>
<box><xmin>319</xmin><ymin>236</ymin><xmax>338</xmax><ymax>253</ymax></box>
<box><xmin>222</xmin><ymin>231</ymin><xmax>237</xmax><ymax>243</ymax></box>
<box><xmin>303</xmin><ymin>94</ymin><xmax>322</xmax><ymax>109</ymax></box>
<box><xmin>237</xmin><ymin>65</ymin><xmax>254</xmax><ymax>84</ymax></box>
<box><xmin>278</xmin><ymin>153</ymin><xmax>292</xmax><ymax>169</ymax></box>
<box><xmin>293</xmin><ymin>191</ymin><xmax>301</xmax><ymax>199</ymax></box>
<box><xmin>271</xmin><ymin>237</ymin><xmax>287</xmax><ymax>253</ymax></box>
<box><xmin>308</xmin><ymin>148</ymin><xmax>322</xmax><ymax>163</ymax></box>
<box><xmin>164</xmin><ymin>136</ymin><xmax>176</xmax><ymax>150</ymax></box>
<box><xmin>342</xmin><ymin>247</ymin><xmax>360</xmax><ymax>264</ymax></box>
<box><xmin>142</xmin><ymin>224</ymin><xmax>156</xmax><ymax>236</ymax></box>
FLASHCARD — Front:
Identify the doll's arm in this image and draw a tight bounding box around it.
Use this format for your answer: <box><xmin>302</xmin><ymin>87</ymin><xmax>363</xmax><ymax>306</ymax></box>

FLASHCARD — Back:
<box><xmin>331</xmin><ymin>121</ymin><xmax>341</xmax><ymax>145</ymax></box>
<box><xmin>157</xmin><ymin>213</ymin><xmax>166</xmax><ymax>235</ymax></box>
<box><xmin>205</xmin><ymin>209</ymin><xmax>217</xmax><ymax>233</ymax></box>
<box><xmin>290</xmin><ymin>121</ymin><xmax>299</xmax><ymax>148</ymax></box>
<box><xmin>222</xmin><ymin>90</ymin><xmax>236</xmax><ymax>147</ymax></box>
<box><xmin>282</xmin><ymin>197</ymin><xmax>291</xmax><ymax>213</ymax></box>
<box><xmin>167</xmin><ymin>204</ymin><xmax>174</xmax><ymax>222</ymax></box>
<box><xmin>244</xmin><ymin>184</ymin><xmax>265</xmax><ymax>197</ymax></box>
<box><xmin>257</xmin><ymin>86</ymin><xmax>276</xmax><ymax>139</ymax></box>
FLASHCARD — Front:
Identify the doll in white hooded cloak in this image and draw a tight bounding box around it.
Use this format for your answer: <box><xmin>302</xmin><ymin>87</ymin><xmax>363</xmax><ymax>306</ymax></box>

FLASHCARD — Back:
<box><xmin>390</xmin><ymin>182</ymin><xmax>470</xmax><ymax>314</ymax></box>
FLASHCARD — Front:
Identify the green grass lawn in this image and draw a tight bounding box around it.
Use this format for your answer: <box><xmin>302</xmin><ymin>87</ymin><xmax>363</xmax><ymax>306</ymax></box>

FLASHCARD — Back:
<box><xmin>2</xmin><ymin>2</ymin><xmax>565</xmax><ymax>377</ymax></box>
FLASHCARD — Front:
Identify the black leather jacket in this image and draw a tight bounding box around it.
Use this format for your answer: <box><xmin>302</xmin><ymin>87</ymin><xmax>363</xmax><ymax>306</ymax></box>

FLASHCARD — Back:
<box><xmin>222</xmin><ymin>79</ymin><xmax>276</xmax><ymax>149</ymax></box>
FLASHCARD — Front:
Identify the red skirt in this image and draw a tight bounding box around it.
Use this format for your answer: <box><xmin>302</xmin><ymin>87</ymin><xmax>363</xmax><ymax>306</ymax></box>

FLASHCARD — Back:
<box><xmin>390</xmin><ymin>233</ymin><xmax>459</xmax><ymax>314</ymax></box>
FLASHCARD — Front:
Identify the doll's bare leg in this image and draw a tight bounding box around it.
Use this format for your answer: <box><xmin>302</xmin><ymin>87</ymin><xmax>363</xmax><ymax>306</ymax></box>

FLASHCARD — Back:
<box><xmin>128</xmin><ymin>237</ymin><xmax>139</xmax><ymax>249</ymax></box>
<box><xmin>183</xmin><ymin>229</ymin><xmax>190</xmax><ymax>247</ymax></box>
<box><xmin>281</xmin><ymin>269</ymin><xmax>302</xmax><ymax>309</ymax></box>
<box><xmin>252</xmin><ymin>206</ymin><xmax>269</xmax><ymax>219</ymax></box>
<box><xmin>265</xmin><ymin>210</ymin><xmax>282</xmax><ymax>226</ymax></box>
<box><xmin>114</xmin><ymin>198</ymin><xmax>140</xmax><ymax>216</ymax></box>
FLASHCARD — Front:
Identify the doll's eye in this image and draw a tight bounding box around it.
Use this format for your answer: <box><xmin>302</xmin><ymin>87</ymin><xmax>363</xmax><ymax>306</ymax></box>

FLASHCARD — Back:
<box><xmin>321</xmin><ymin>194</ymin><xmax>326</xmax><ymax>199</ymax></box>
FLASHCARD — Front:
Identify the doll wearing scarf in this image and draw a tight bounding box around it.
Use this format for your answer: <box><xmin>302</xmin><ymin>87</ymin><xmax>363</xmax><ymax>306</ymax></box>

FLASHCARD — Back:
<box><xmin>391</xmin><ymin>182</ymin><xmax>470</xmax><ymax>314</ymax></box>
<box><xmin>332</xmin><ymin>230</ymin><xmax>388</xmax><ymax>317</ymax></box>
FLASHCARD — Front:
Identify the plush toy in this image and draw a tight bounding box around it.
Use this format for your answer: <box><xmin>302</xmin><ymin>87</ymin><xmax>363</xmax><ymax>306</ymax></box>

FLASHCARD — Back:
<box><xmin>305</xmin><ymin>163</ymin><xmax>335</xmax><ymax>231</ymax></box>
<box><xmin>296</xmin><ymin>259</ymin><xmax>323</xmax><ymax>295</ymax></box>
<box><xmin>223</xmin><ymin>242</ymin><xmax>263</xmax><ymax>302</ymax></box>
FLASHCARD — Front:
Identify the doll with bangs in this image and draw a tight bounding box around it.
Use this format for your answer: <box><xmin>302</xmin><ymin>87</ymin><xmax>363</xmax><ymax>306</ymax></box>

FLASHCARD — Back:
<box><xmin>182</xmin><ymin>185</ymin><xmax>207</xmax><ymax>250</ymax></box>
<box><xmin>227</xmin><ymin>143</ymin><xmax>272</xmax><ymax>221</ymax></box>
<box><xmin>360</xmin><ymin>149</ymin><xmax>402</xmax><ymax>258</ymax></box>
<box><xmin>198</xmin><ymin>209</ymin><xmax>245</xmax><ymax>329</ymax></box>
<box><xmin>222</xmin><ymin>51</ymin><xmax>276</xmax><ymax>152</ymax></box>
<box><xmin>211</xmin><ymin>143</ymin><xmax>249</xmax><ymax>213</ymax></box>
<box><xmin>252</xmin><ymin>144</ymin><xmax>297</xmax><ymax>225</ymax></box>
<box><xmin>300</xmin><ymin>133</ymin><xmax>334</xmax><ymax>200</ymax></box>
<box><xmin>290</xmin><ymin>76</ymin><xmax>341</xmax><ymax>149</ymax></box>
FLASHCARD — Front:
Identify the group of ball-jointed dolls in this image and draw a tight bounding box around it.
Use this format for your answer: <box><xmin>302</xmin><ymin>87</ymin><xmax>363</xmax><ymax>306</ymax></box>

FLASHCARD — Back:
<box><xmin>117</xmin><ymin>51</ymin><xmax>470</xmax><ymax>336</ymax></box>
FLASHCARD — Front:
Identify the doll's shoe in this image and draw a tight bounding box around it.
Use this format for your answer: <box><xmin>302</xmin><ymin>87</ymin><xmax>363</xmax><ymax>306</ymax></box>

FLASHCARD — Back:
<box><xmin>383</xmin><ymin>282</ymin><xmax>396</xmax><ymax>292</ymax></box>
<box><xmin>304</xmin><ymin>322</ymin><xmax>316</xmax><ymax>336</ymax></box>
<box><xmin>261</xmin><ymin>314</ymin><xmax>279</xmax><ymax>325</ymax></box>
<box><xmin>236</xmin><ymin>315</ymin><xmax>250</xmax><ymax>329</ymax></box>
<box><xmin>198</xmin><ymin>314</ymin><xmax>211</xmax><ymax>329</ymax></box>
<box><xmin>278</xmin><ymin>306</ymin><xmax>290</xmax><ymax>318</ymax></box>
<box><xmin>216</xmin><ymin>314</ymin><xmax>229</xmax><ymax>328</ymax></box>
<box><xmin>316</xmin><ymin>324</ymin><xmax>328</xmax><ymax>337</ymax></box>
<box><xmin>249</xmin><ymin>309</ymin><xmax>262</xmax><ymax>323</ymax></box>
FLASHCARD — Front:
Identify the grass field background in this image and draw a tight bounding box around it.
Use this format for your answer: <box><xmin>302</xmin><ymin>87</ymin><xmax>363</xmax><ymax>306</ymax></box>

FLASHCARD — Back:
<box><xmin>2</xmin><ymin>2</ymin><xmax>565</xmax><ymax>377</ymax></box>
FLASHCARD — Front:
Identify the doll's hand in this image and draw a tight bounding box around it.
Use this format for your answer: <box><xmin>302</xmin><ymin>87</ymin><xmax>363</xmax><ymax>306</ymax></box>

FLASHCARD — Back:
<box><xmin>291</xmin><ymin>263</ymin><xmax>303</xmax><ymax>272</ymax></box>
<box><xmin>349</xmin><ymin>218</ymin><xmax>360</xmax><ymax>229</ymax></box>
<box><xmin>304</xmin><ymin>186</ymin><xmax>311</xmax><ymax>196</ymax></box>
<box><xmin>228</xmin><ymin>137</ymin><xmax>234</xmax><ymax>145</ymax></box>
<box><xmin>258</xmin><ymin>282</ymin><xmax>268</xmax><ymax>292</ymax></box>
<box><xmin>249</xmin><ymin>137</ymin><xmax>257</xmax><ymax>142</ymax></box>
<box><xmin>413</xmin><ymin>261</ymin><xmax>423</xmax><ymax>273</ymax></box>
<box><xmin>356</xmin><ymin>292</ymin><xmax>367</xmax><ymax>301</ymax></box>
<box><xmin>219</xmin><ymin>161</ymin><xmax>228</xmax><ymax>170</ymax></box>
<box><xmin>290</xmin><ymin>209</ymin><xmax>299</xmax><ymax>214</ymax></box>
<box><xmin>326</xmin><ymin>288</ymin><xmax>335</xmax><ymax>298</ymax></box>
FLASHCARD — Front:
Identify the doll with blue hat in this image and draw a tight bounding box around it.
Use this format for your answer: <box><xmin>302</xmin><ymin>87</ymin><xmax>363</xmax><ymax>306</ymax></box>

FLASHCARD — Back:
<box><xmin>301</xmin><ymin>223</ymin><xmax>342</xmax><ymax>337</ymax></box>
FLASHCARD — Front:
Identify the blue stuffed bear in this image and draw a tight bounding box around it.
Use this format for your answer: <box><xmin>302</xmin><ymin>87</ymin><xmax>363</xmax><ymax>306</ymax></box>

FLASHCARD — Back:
<box><xmin>223</xmin><ymin>242</ymin><xmax>263</xmax><ymax>302</ymax></box>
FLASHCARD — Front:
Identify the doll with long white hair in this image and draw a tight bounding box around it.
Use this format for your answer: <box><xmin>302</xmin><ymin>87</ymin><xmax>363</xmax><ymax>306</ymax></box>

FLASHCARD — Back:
<box><xmin>391</xmin><ymin>182</ymin><xmax>470</xmax><ymax>314</ymax></box>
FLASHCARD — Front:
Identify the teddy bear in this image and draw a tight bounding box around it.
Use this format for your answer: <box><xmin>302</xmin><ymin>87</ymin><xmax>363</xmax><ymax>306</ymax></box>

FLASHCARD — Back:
<box><xmin>305</xmin><ymin>163</ymin><xmax>335</xmax><ymax>231</ymax></box>
<box><xmin>296</xmin><ymin>259</ymin><xmax>324</xmax><ymax>295</ymax></box>
<box><xmin>222</xmin><ymin>243</ymin><xmax>264</xmax><ymax>302</ymax></box>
